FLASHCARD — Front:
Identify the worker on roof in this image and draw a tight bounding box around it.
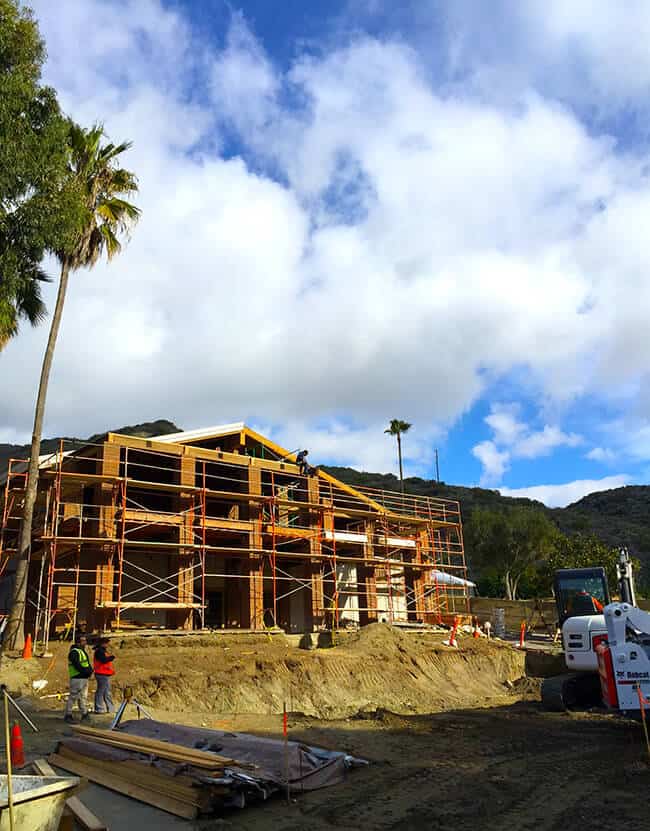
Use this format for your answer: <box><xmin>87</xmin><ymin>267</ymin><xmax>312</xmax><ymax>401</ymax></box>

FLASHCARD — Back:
<box><xmin>567</xmin><ymin>590</ymin><xmax>604</xmax><ymax>616</ymax></box>
<box><xmin>296</xmin><ymin>449</ymin><xmax>310</xmax><ymax>475</ymax></box>
<box><xmin>93</xmin><ymin>637</ymin><xmax>116</xmax><ymax>714</ymax></box>
<box><xmin>64</xmin><ymin>633</ymin><xmax>93</xmax><ymax>724</ymax></box>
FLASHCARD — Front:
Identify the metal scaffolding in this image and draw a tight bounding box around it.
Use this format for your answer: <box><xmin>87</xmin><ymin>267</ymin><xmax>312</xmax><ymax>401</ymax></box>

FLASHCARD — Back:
<box><xmin>0</xmin><ymin>431</ymin><xmax>470</xmax><ymax>646</ymax></box>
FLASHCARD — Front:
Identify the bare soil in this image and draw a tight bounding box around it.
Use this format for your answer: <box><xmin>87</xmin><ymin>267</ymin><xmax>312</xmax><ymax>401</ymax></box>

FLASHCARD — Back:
<box><xmin>2</xmin><ymin>625</ymin><xmax>649</xmax><ymax>830</ymax></box>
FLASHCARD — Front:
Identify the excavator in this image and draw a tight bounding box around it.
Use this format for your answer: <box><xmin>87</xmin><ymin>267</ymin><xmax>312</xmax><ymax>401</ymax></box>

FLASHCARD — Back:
<box><xmin>541</xmin><ymin>548</ymin><xmax>650</xmax><ymax>714</ymax></box>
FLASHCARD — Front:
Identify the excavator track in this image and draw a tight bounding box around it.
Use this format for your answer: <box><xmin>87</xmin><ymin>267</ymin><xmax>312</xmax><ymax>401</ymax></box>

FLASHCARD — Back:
<box><xmin>541</xmin><ymin>672</ymin><xmax>603</xmax><ymax>711</ymax></box>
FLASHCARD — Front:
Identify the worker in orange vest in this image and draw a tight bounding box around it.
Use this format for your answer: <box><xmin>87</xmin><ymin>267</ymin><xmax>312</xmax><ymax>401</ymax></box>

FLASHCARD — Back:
<box><xmin>93</xmin><ymin>637</ymin><xmax>116</xmax><ymax>714</ymax></box>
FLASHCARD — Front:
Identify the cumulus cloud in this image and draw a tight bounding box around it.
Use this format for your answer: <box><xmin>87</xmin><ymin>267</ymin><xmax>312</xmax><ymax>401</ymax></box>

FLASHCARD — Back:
<box><xmin>2</xmin><ymin>2</ymin><xmax>650</xmax><ymax>480</ymax></box>
<box><xmin>499</xmin><ymin>475</ymin><xmax>631</xmax><ymax>508</ymax></box>
<box><xmin>472</xmin><ymin>441</ymin><xmax>510</xmax><ymax>483</ymax></box>
<box><xmin>473</xmin><ymin>404</ymin><xmax>582</xmax><ymax>483</ymax></box>
<box><xmin>586</xmin><ymin>446</ymin><xmax>616</xmax><ymax>463</ymax></box>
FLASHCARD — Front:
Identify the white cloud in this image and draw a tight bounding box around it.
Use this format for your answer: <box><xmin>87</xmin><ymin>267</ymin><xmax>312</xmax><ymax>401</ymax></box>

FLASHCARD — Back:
<box><xmin>472</xmin><ymin>441</ymin><xmax>510</xmax><ymax>484</ymax></box>
<box><xmin>586</xmin><ymin>446</ymin><xmax>616</xmax><ymax>463</ymax></box>
<box><xmin>473</xmin><ymin>404</ymin><xmax>583</xmax><ymax>483</ymax></box>
<box><xmin>499</xmin><ymin>474</ymin><xmax>631</xmax><ymax>508</ymax></box>
<box><xmin>255</xmin><ymin>420</ymin><xmax>442</xmax><ymax>477</ymax></box>
<box><xmin>2</xmin><ymin>3</ymin><xmax>650</xmax><ymax>484</ymax></box>
<box><xmin>515</xmin><ymin>425</ymin><xmax>582</xmax><ymax>459</ymax></box>
<box><xmin>484</xmin><ymin>404</ymin><xmax>526</xmax><ymax>446</ymax></box>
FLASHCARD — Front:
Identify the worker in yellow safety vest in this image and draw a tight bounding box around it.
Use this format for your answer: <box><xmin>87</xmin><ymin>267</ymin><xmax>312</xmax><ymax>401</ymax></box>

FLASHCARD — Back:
<box><xmin>64</xmin><ymin>634</ymin><xmax>93</xmax><ymax>724</ymax></box>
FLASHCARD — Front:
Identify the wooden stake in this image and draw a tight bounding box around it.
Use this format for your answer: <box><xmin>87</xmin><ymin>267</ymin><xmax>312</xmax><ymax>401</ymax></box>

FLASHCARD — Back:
<box><xmin>3</xmin><ymin>688</ymin><xmax>15</xmax><ymax>831</ymax></box>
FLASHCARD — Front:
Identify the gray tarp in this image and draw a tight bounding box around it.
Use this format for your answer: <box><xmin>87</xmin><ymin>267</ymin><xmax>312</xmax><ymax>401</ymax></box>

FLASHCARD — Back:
<box><xmin>115</xmin><ymin>719</ymin><xmax>365</xmax><ymax>792</ymax></box>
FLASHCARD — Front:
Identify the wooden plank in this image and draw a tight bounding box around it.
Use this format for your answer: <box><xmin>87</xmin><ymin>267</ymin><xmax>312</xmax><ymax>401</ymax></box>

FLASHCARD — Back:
<box><xmin>123</xmin><ymin>509</ymin><xmax>183</xmax><ymax>525</ymax></box>
<box><xmin>55</xmin><ymin>748</ymin><xmax>210</xmax><ymax>809</ymax></box>
<box><xmin>32</xmin><ymin>758</ymin><xmax>108</xmax><ymax>831</ymax></box>
<box><xmin>97</xmin><ymin>601</ymin><xmax>203</xmax><ymax>609</ymax></box>
<box><xmin>49</xmin><ymin>753</ymin><xmax>198</xmax><ymax>820</ymax></box>
<box><xmin>71</xmin><ymin>725</ymin><xmax>247</xmax><ymax>768</ymax></box>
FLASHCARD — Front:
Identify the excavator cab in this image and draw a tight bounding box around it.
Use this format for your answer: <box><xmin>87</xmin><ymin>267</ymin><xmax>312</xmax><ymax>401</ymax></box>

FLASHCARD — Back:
<box><xmin>553</xmin><ymin>567</ymin><xmax>610</xmax><ymax>626</ymax></box>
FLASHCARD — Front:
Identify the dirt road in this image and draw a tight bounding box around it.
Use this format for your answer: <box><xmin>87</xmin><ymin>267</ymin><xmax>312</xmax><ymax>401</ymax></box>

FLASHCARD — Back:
<box><xmin>22</xmin><ymin>703</ymin><xmax>647</xmax><ymax>831</ymax></box>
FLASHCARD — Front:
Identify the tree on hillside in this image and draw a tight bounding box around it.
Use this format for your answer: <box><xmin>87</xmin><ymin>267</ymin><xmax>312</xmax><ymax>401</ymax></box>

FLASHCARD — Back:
<box><xmin>539</xmin><ymin>534</ymin><xmax>640</xmax><ymax>597</ymax></box>
<box><xmin>0</xmin><ymin>0</ymin><xmax>82</xmax><ymax>346</ymax></box>
<box><xmin>467</xmin><ymin>506</ymin><xmax>558</xmax><ymax>600</ymax></box>
<box><xmin>5</xmin><ymin>124</ymin><xmax>140</xmax><ymax>650</ymax></box>
<box><xmin>385</xmin><ymin>419</ymin><xmax>412</xmax><ymax>494</ymax></box>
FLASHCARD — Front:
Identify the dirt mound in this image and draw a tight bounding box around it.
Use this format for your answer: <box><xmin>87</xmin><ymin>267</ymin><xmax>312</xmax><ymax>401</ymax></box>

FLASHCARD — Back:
<box><xmin>20</xmin><ymin>626</ymin><xmax>527</xmax><ymax>720</ymax></box>
<box><xmin>122</xmin><ymin>628</ymin><xmax>526</xmax><ymax>719</ymax></box>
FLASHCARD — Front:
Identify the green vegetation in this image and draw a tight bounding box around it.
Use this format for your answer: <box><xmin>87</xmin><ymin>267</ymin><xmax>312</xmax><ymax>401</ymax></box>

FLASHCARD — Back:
<box><xmin>0</xmin><ymin>0</ymin><xmax>83</xmax><ymax>346</ymax></box>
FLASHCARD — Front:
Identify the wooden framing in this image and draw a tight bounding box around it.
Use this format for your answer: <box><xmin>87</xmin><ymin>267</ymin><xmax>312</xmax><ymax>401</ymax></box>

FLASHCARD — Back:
<box><xmin>0</xmin><ymin>424</ymin><xmax>470</xmax><ymax>640</ymax></box>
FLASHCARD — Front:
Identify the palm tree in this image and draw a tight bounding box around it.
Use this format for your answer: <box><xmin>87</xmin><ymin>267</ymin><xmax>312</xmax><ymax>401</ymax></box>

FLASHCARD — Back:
<box><xmin>385</xmin><ymin>419</ymin><xmax>412</xmax><ymax>493</ymax></box>
<box><xmin>0</xmin><ymin>264</ymin><xmax>50</xmax><ymax>349</ymax></box>
<box><xmin>5</xmin><ymin>124</ymin><xmax>140</xmax><ymax>650</ymax></box>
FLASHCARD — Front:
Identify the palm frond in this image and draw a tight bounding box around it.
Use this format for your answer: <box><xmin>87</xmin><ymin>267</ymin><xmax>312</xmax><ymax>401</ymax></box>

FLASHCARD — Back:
<box><xmin>62</xmin><ymin>121</ymin><xmax>140</xmax><ymax>269</ymax></box>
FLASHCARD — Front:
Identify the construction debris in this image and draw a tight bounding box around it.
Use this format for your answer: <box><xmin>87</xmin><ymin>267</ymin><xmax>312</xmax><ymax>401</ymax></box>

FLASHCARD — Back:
<box><xmin>49</xmin><ymin>720</ymin><xmax>366</xmax><ymax>818</ymax></box>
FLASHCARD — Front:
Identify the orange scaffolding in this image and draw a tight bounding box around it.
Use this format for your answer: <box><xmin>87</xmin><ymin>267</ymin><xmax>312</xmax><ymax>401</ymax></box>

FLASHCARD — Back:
<box><xmin>0</xmin><ymin>433</ymin><xmax>470</xmax><ymax>647</ymax></box>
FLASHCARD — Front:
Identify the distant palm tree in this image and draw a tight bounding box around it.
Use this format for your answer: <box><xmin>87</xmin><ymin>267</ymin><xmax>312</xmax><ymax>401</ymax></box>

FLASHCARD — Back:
<box><xmin>5</xmin><ymin>124</ymin><xmax>140</xmax><ymax>650</ymax></box>
<box><xmin>385</xmin><ymin>419</ymin><xmax>412</xmax><ymax>493</ymax></box>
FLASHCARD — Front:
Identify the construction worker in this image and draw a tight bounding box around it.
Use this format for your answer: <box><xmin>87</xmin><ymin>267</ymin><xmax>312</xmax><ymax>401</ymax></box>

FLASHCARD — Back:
<box><xmin>93</xmin><ymin>637</ymin><xmax>116</xmax><ymax>714</ymax></box>
<box><xmin>296</xmin><ymin>449</ymin><xmax>310</xmax><ymax>475</ymax></box>
<box><xmin>64</xmin><ymin>634</ymin><xmax>93</xmax><ymax>723</ymax></box>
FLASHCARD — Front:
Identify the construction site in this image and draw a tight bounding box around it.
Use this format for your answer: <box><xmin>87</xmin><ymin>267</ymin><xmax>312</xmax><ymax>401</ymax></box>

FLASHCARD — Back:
<box><xmin>1</xmin><ymin>427</ymin><xmax>649</xmax><ymax>830</ymax></box>
<box><xmin>0</xmin><ymin>423</ymin><xmax>470</xmax><ymax>644</ymax></box>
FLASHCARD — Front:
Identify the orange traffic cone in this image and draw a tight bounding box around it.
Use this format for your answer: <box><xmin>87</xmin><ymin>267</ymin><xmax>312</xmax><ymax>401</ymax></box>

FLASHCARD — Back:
<box><xmin>10</xmin><ymin>722</ymin><xmax>25</xmax><ymax>768</ymax></box>
<box><xmin>22</xmin><ymin>633</ymin><xmax>32</xmax><ymax>660</ymax></box>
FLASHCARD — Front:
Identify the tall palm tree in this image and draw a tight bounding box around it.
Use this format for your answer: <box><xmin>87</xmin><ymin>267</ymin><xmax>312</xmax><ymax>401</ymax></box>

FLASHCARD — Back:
<box><xmin>5</xmin><ymin>124</ymin><xmax>140</xmax><ymax>650</ymax></box>
<box><xmin>385</xmin><ymin>419</ymin><xmax>412</xmax><ymax>494</ymax></box>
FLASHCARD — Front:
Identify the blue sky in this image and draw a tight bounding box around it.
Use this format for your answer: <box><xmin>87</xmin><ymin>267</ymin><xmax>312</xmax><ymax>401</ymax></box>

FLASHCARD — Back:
<box><xmin>3</xmin><ymin>0</ymin><xmax>650</xmax><ymax>507</ymax></box>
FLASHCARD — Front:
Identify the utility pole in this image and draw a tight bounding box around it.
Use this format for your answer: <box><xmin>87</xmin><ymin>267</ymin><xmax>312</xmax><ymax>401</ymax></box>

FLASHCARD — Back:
<box><xmin>434</xmin><ymin>448</ymin><xmax>440</xmax><ymax>483</ymax></box>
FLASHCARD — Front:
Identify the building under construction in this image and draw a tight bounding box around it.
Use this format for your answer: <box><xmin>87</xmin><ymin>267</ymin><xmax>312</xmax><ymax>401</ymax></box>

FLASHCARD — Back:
<box><xmin>0</xmin><ymin>424</ymin><xmax>470</xmax><ymax>645</ymax></box>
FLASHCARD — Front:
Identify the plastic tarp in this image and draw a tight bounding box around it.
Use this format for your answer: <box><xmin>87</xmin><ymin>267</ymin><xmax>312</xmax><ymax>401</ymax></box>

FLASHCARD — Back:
<box><xmin>430</xmin><ymin>570</ymin><xmax>476</xmax><ymax>588</ymax></box>
<box><xmin>117</xmin><ymin>720</ymin><xmax>366</xmax><ymax>793</ymax></box>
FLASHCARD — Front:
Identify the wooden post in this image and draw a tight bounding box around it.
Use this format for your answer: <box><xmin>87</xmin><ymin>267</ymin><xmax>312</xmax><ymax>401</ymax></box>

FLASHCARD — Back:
<box><xmin>175</xmin><ymin>455</ymin><xmax>196</xmax><ymax>630</ymax></box>
<box><xmin>363</xmin><ymin>520</ymin><xmax>378</xmax><ymax>623</ymax></box>
<box><xmin>248</xmin><ymin>465</ymin><xmax>264</xmax><ymax>629</ymax></box>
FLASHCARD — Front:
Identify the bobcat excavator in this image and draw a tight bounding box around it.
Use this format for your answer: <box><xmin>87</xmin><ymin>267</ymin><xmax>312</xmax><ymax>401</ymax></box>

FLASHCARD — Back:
<box><xmin>541</xmin><ymin>548</ymin><xmax>650</xmax><ymax>714</ymax></box>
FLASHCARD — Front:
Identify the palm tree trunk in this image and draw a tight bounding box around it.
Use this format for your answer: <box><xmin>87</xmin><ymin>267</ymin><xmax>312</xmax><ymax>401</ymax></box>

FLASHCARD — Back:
<box><xmin>397</xmin><ymin>432</ymin><xmax>404</xmax><ymax>494</ymax></box>
<box><xmin>4</xmin><ymin>260</ymin><xmax>71</xmax><ymax>651</ymax></box>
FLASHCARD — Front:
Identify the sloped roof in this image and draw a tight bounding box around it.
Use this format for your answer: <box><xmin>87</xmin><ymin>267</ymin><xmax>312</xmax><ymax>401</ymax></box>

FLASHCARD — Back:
<box><xmin>150</xmin><ymin>423</ymin><xmax>245</xmax><ymax>445</ymax></box>
<box><xmin>149</xmin><ymin>422</ymin><xmax>385</xmax><ymax>512</ymax></box>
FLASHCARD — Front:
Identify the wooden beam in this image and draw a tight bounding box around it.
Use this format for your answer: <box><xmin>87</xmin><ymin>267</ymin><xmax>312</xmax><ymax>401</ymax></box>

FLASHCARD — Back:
<box><xmin>97</xmin><ymin>601</ymin><xmax>203</xmax><ymax>609</ymax></box>
<box><xmin>48</xmin><ymin>754</ymin><xmax>197</xmax><ymax>820</ymax></box>
<box><xmin>31</xmin><ymin>758</ymin><xmax>108</xmax><ymax>831</ymax></box>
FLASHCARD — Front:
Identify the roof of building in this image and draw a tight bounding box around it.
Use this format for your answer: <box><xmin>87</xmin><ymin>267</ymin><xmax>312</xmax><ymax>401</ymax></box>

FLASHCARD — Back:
<box><xmin>150</xmin><ymin>423</ymin><xmax>246</xmax><ymax>445</ymax></box>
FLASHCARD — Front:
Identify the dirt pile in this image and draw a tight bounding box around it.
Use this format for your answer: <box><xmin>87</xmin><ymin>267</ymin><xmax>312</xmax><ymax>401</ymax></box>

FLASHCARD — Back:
<box><xmin>124</xmin><ymin>625</ymin><xmax>526</xmax><ymax>718</ymax></box>
<box><xmin>7</xmin><ymin>625</ymin><xmax>526</xmax><ymax>719</ymax></box>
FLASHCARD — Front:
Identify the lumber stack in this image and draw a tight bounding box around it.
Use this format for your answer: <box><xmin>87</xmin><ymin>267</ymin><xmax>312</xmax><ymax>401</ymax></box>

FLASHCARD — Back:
<box><xmin>49</xmin><ymin>726</ymin><xmax>258</xmax><ymax>819</ymax></box>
